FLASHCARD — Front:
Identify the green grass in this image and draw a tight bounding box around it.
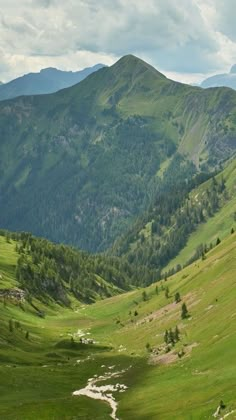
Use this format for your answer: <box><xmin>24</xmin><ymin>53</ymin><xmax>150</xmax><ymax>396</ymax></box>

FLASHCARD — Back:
<box><xmin>0</xmin><ymin>232</ymin><xmax>235</xmax><ymax>419</ymax></box>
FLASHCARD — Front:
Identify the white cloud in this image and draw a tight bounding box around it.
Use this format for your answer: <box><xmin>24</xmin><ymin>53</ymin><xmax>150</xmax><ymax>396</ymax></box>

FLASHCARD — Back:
<box><xmin>0</xmin><ymin>0</ymin><xmax>235</xmax><ymax>83</ymax></box>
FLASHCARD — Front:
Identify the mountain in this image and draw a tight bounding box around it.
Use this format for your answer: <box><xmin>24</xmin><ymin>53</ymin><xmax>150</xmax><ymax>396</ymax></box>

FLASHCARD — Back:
<box><xmin>0</xmin><ymin>228</ymin><xmax>235</xmax><ymax>418</ymax></box>
<box><xmin>0</xmin><ymin>55</ymin><xmax>236</xmax><ymax>252</ymax></box>
<box><xmin>201</xmin><ymin>64</ymin><xmax>236</xmax><ymax>90</ymax></box>
<box><xmin>0</xmin><ymin>64</ymin><xmax>105</xmax><ymax>100</ymax></box>
<box><xmin>111</xmin><ymin>156</ymin><xmax>236</xmax><ymax>277</ymax></box>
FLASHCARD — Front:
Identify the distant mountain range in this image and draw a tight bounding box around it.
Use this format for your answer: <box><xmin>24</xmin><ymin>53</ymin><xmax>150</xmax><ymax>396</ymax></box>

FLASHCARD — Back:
<box><xmin>0</xmin><ymin>64</ymin><xmax>105</xmax><ymax>101</ymax></box>
<box><xmin>201</xmin><ymin>65</ymin><xmax>236</xmax><ymax>90</ymax></box>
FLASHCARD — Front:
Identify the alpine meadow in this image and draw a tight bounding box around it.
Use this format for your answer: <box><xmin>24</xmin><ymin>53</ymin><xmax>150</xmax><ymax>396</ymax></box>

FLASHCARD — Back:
<box><xmin>0</xmin><ymin>3</ymin><xmax>236</xmax><ymax>419</ymax></box>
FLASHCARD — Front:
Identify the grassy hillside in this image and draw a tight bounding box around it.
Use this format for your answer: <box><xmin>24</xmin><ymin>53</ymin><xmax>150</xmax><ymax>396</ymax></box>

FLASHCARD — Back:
<box><xmin>0</xmin><ymin>55</ymin><xmax>236</xmax><ymax>252</ymax></box>
<box><xmin>164</xmin><ymin>156</ymin><xmax>236</xmax><ymax>272</ymax></box>
<box><xmin>0</xmin><ymin>230</ymin><xmax>235</xmax><ymax>419</ymax></box>
<box><xmin>0</xmin><ymin>231</ymin><xmax>157</xmax><ymax>306</ymax></box>
<box><xmin>111</xmin><ymin>156</ymin><xmax>236</xmax><ymax>279</ymax></box>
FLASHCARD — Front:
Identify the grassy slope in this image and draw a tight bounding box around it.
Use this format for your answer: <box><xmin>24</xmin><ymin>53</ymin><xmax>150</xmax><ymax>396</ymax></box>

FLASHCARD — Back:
<box><xmin>0</xmin><ymin>232</ymin><xmax>235</xmax><ymax>419</ymax></box>
<box><xmin>164</xmin><ymin>157</ymin><xmax>236</xmax><ymax>271</ymax></box>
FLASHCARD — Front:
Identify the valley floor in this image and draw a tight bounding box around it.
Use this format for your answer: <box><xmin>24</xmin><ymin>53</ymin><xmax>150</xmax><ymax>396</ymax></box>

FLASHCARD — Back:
<box><xmin>0</xmin><ymin>234</ymin><xmax>236</xmax><ymax>419</ymax></box>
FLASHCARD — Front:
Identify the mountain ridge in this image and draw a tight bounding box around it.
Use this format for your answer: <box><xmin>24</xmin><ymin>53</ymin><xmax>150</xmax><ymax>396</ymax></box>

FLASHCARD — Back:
<box><xmin>0</xmin><ymin>63</ymin><xmax>105</xmax><ymax>101</ymax></box>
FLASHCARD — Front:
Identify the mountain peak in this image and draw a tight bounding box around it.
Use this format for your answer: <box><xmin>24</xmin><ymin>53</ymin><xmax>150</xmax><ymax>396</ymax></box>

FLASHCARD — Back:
<box><xmin>230</xmin><ymin>64</ymin><xmax>236</xmax><ymax>74</ymax></box>
<box><xmin>40</xmin><ymin>67</ymin><xmax>59</xmax><ymax>74</ymax></box>
<box><xmin>111</xmin><ymin>54</ymin><xmax>166</xmax><ymax>79</ymax></box>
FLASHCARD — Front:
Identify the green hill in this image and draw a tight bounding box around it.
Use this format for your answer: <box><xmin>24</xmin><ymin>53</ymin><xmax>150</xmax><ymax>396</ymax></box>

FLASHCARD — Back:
<box><xmin>0</xmin><ymin>55</ymin><xmax>236</xmax><ymax>252</ymax></box>
<box><xmin>0</xmin><ymin>228</ymin><xmax>235</xmax><ymax>419</ymax></box>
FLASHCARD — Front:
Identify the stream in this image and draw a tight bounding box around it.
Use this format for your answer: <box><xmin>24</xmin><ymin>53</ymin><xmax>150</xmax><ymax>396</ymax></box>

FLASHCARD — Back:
<box><xmin>73</xmin><ymin>367</ymin><xmax>128</xmax><ymax>420</ymax></box>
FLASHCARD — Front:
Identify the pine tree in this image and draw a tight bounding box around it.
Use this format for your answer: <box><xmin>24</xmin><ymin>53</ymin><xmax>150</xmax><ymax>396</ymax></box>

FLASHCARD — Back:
<box><xmin>219</xmin><ymin>400</ymin><xmax>225</xmax><ymax>409</ymax></box>
<box><xmin>165</xmin><ymin>286</ymin><xmax>169</xmax><ymax>299</ymax></box>
<box><xmin>142</xmin><ymin>290</ymin><xmax>148</xmax><ymax>301</ymax></box>
<box><xmin>231</xmin><ymin>227</ymin><xmax>234</xmax><ymax>234</ymax></box>
<box><xmin>174</xmin><ymin>326</ymin><xmax>180</xmax><ymax>341</ymax></box>
<box><xmin>146</xmin><ymin>342</ymin><xmax>151</xmax><ymax>352</ymax></box>
<box><xmin>164</xmin><ymin>330</ymin><xmax>168</xmax><ymax>344</ymax></box>
<box><xmin>181</xmin><ymin>303</ymin><xmax>188</xmax><ymax>319</ymax></box>
<box><xmin>169</xmin><ymin>329</ymin><xmax>175</xmax><ymax>345</ymax></box>
<box><xmin>175</xmin><ymin>292</ymin><xmax>181</xmax><ymax>303</ymax></box>
<box><xmin>216</xmin><ymin>237</ymin><xmax>221</xmax><ymax>245</ymax></box>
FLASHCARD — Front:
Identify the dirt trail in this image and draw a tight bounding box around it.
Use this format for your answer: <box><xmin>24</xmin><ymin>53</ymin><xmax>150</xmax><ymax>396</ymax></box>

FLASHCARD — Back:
<box><xmin>73</xmin><ymin>368</ymin><xmax>128</xmax><ymax>420</ymax></box>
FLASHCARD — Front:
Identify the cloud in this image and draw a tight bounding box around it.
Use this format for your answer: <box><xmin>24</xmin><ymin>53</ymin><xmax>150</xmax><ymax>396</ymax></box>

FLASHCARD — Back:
<box><xmin>0</xmin><ymin>0</ymin><xmax>235</xmax><ymax>82</ymax></box>
<box><xmin>211</xmin><ymin>0</ymin><xmax>236</xmax><ymax>42</ymax></box>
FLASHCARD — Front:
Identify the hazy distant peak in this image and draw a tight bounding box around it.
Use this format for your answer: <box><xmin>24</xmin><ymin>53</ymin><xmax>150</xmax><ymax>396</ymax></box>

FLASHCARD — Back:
<box><xmin>230</xmin><ymin>64</ymin><xmax>236</xmax><ymax>74</ymax></box>
<box><xmin>0</xmin><ymin>63</ymin><xmax>106</xmax><ymax>100</ymax></box>
<box><xmin>40</xmin><ymin>67</ymin><xmax>59</xmax><ymax>73</ymax></box>
<box><xmin>201</xmin><ymin>65</ymin><xmax>236</xmax><ymax>90</ymax></box>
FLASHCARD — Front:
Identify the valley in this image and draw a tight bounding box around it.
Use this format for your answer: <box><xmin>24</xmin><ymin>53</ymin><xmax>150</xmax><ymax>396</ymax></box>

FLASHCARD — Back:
<box><xmin>0</xmin><ymin>227</ymin><xmax>235</xmax><ymax>419</ymax></box>
<box><xmin>0</xmin><ymin>53</ymin><xmax>235</xmax><ymax>420</ymax></box>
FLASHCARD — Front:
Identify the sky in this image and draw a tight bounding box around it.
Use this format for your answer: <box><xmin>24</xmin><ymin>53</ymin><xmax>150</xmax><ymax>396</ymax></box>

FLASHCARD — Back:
<box><xmin>0</xmin><ymin>0</ymin><xmax>236</xmax><ymax>84</ymax></box>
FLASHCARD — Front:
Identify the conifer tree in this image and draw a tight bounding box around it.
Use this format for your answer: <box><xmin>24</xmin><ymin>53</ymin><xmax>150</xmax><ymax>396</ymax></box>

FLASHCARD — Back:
<box><xmin>142</xmin><ymin>290</ymin><xmax>148</xmax><ymax>301</ymax></box>
<box><xmin>169</xmin><ymin>329</ymin><xmax>175</xmax><ymax>345</ymax></box>
<box><xmin>175</xmin><ymin>292</ymin><xmax>181</xmax><ymax>303</ymax></box>
<box><xmin>174</xmin><ymin>326</ymin><xmax>180</xmax><ymax>341</ymax></box>
<box><xmin>181</xmin><ymin>303</ymin><xmax>188</xmax><ymax>319</ymax></box>
<box><xmin>164</xmin><ymin>330</ymin><xmax>168</xmax><ymax>344</ymax></box>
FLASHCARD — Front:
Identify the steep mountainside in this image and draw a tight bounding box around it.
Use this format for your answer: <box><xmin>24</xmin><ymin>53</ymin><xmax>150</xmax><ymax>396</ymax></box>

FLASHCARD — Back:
<box><xmin>0</xmin><ymin>64</ymin><xmax>105</xmax><ymax>100</ymax></box>
<box><xmin>201</xmin><ymin>64</ymin><xmax>236</xmax><ymax>90</ymax></box>
<box><xmin>0</xmin><ymin>55</ymin><xmax>236</xmax><ymax>251</ymax></box>
<box><xmin>164</xmin><ymin>156</ymin><xmax>236</xmax><ymax>272</ymax></box>
<box><xmin>111</xmin><ymin>157</ymin><xmax>236</xmax><ymax>276</ymax></box>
